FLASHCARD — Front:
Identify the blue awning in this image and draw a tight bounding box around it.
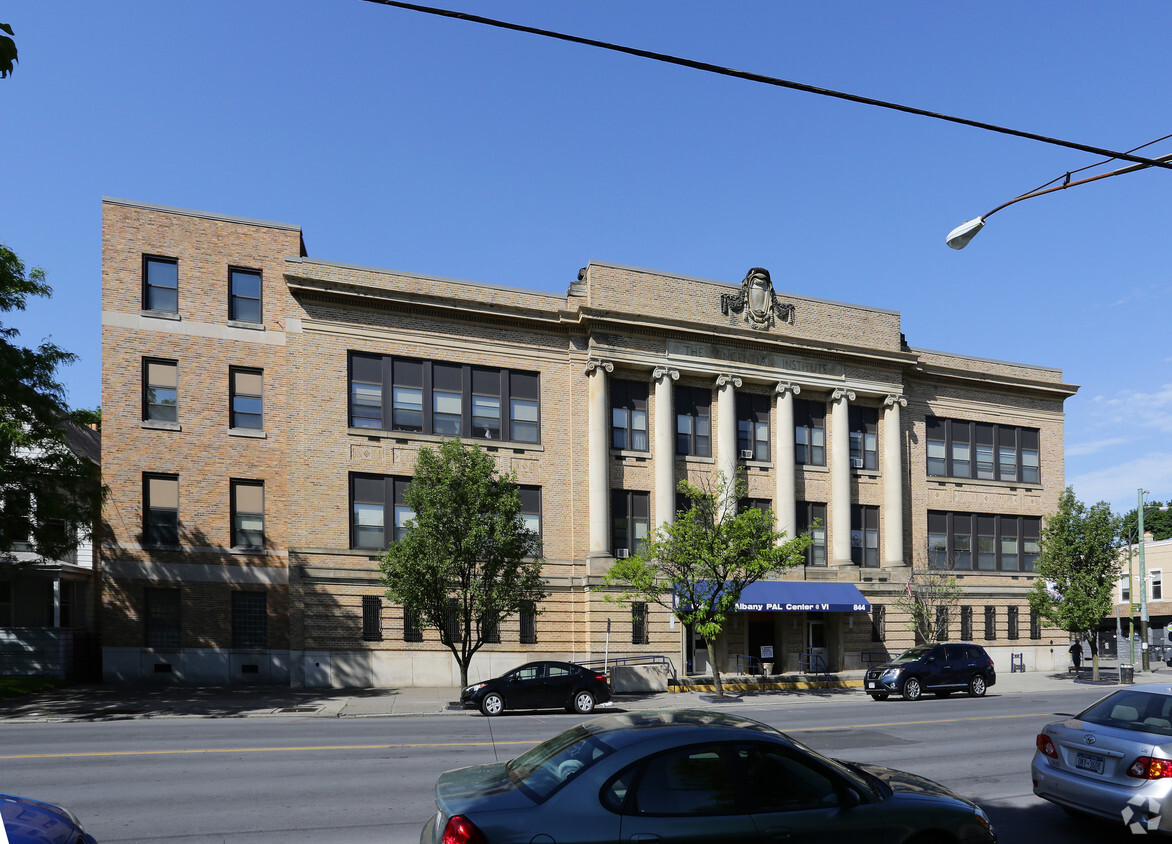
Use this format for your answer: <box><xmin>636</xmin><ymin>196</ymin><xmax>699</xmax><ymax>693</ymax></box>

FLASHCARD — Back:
<box><xmin>733</xmin><ymin>581</ymin><xmax>871</xmax><ymax>613</ymax></box>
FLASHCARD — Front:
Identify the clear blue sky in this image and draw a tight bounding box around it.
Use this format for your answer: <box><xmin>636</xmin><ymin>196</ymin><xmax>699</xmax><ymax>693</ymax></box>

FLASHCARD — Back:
<box><xmin>4</xmin><ymin>1</ymin><xmax>1170</xmax><ymax>516</ymax></box>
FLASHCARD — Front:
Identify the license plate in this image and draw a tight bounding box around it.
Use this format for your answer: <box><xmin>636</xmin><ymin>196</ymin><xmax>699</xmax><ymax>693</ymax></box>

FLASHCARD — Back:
<box><xmin>1076</xmin><ymin>753</ymin><xmax>1105</xmax><ymax>774</ymax></box>
<box><xmin>867</xmin><ymin>682</ymin><xmax>876</xmax><ymax>689</ymax></box>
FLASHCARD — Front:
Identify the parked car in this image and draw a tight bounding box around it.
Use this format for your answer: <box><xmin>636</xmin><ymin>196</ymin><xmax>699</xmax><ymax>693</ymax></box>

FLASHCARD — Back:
<box><xmin>420</xmin><ymin>709</ymin><xmax>996</xmax><ymax>844</ymax></box>
<box><xmin>1</xmin><ymin>792</ymin><xmax>97</xmax><ymax>844</ymax></box>
<box><xmin>864</xmin><ymin>642</ymin><xmax>997</xmax><ymax>701</ymax></box>
<box><xmin>1033</xmin><ymin>683</ymin><xmax>1172</xmax><ymax>833</ymax></box>
<box><xmin>460</xmin><ymin>660</ymin><xmax>611</xmax><ymax>716</ymax></box>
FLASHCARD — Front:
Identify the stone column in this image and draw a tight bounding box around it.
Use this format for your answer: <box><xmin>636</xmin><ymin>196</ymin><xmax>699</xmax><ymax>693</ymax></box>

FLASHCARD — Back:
<box><xmin>716</xmin><ymin>374</ymin><xmax>741</xmax><ymax>505</ymax></box>
<box><xmin>586</xmin><ymin>358</ymin><xmax>613</xmax><ymax>558</ymax></box>
<box><xmin>652</xmin><ymin>366</ymin><xmax>679</xmax><ymax>528</ymax></box>
<box><xmin>774</xmin><ymin>382</ymin><xmax>800</xmax><ymax>539</ymax></box>
<box><xmin>883</xmin><ymin>395</ymin><xmax>907</xmax><ymax>567</ymax></box>
<box><xmin>830</xmin><ymin>388</ymin><xmax>855</xmax><ymax>565</ymax></box>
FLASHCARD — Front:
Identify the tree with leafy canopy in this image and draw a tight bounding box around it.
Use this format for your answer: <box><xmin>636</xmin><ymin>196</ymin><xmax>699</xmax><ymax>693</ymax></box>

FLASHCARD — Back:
<box><xmin>1120</xmin><ymin>499</ymin><xmax>1172</xmax><ymax>544</ymax></box>
<box><xmin>379</xmin><ymin>439</ymin><xmax>546</xmax><ymax>686</ymax></box>
<box><xmin>1</xmin><ymin>23</ymin><xmax>16</xmax><ymax>78</ymax></box>
<box><xmin>604</xmin><ymin>474</ymin><xmax>811</xmax><ymax>698</ymax></box>
<box><xmin>1028</xmin><ymin>487</ymin><xmax>1121</xmax><ymax>682</ymax></box>
<box><xmin>1</xmin><ymin>244</ymin><xmax>105</xmax><ymax>563</ymax></box>
<box><xmin>895</xmin><ymin>540</ymin><xmax>963</xmax><ymax>644</ymax></box>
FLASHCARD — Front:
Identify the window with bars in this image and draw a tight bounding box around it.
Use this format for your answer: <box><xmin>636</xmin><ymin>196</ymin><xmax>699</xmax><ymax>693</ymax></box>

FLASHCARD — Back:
<box><xmin>143</xmin><ymin>358</ymin><xmax>178</xmax><ymax>423</ymax></box>
<box><xmin>675</xmin><ymin>385</ymin><xmax>712</xmax><ymax>457</ymax></box>
<box><xmin>403</xmin><ymin>608</ymin><xmax>423</xmax><ymax>643</ymax></box>
<box><xmin>144</xmin><ymin>473</ymin><xmax>179</xmax><ymax>546</ymax></box>
<box><xmin>445</xmin><ymin>597</ymin><xmax>462</xmax><ymax>643</ymax></box>
<box><xmin>229</xmin><ymin>267</ymin><xmax>262</xmax><ymax>323</ymax></box>
<box><xmin>871</xmin><ymin>604</ymin><xmax>886</xmax><ymax>643</ymax></box>
<box><xmin>143</xmin><ymin>255</ymin><xmax>178</xmax><ymax>312</ymax></box>
<box><xmin>984</xmin><ymin>605</ymin><xmax>996</xmax><ymax>641</ymax></box>
<box><xmin>520</xmin><ymin>602</ymin><xmax>537</xmax><ymax>644</ymax></box>
<box><xmin>794</xmin><ymin>400</ymin><xmax>826</xmax><ymax>466</ymax></box>
<box><xmin>1030</xmin><ymin>609</ymin><xmax>1041</xmax><ymax>640</ymax></box>
<box><xmin>961</xmin><ymin>606</ymin><xmax>973</xmax><ymax>641</ymax></box>
<box><xmin>935</xmin><ymin>606</ymin><xmax>949</xmax><ymax>640</ymax></box>
<box><xmin>1008</xmin><ymin>606</ymin><xmax>1020</xmax><ymax>640</ymax></box>
<box><xmin>232</xmin><ymin>591</ymin><xmax>267</xmax><ymax>649</ymax></box>
<box><xmin>927</xmin><ymin>511</ymin><xmax>1041</xmax><ymax>572</ymax></box>
<box><xmin>230</xmin><ymin>368</ymin><xmax>263</xmax><ymax>430</ymax></box>
<box><xmin>632</xmin><ymin>602</ymin><xmax>650</xmax><ymax>645</ymax></box>
<box><xmin>230</xmin><ymin>480</ymin><xmax>264</xmax><ymax>548</ymax></box>
<box><xmin>144</xmin><ymin>587</ymin><xmax>180</xmax><ymax>648</ymax></box>
<box><xmin>926</xmin><ymin>417</ymin><xmax>1040</xmax><ymax>484</ymax></box>
<box><xmin>796</xmin><ymin>502</ymin><xmax>827</xmax><ymax>567</ymax></box>
<box><xmin>362</xmin><ymin>595</ymin><xmax>382</xmax><ymax>642</ymax></box>
<box><xmin>483</xmin><ymin>616</ymin><xmax>501</xmax><ymax>644</ymax></box>
<box><xmin>737</xmin><ymin>392</ymin><xmax>770</xmax><ymax>461</ymax></box>
<box><xmin>850</xmin><ymin>505</ymin><xmax>880</xmax><ymax>568</ymax></box>
<box><xmin>611</xmin><ymin>379</ymin><xmax>649</xmax><ymax>452</ymax></box>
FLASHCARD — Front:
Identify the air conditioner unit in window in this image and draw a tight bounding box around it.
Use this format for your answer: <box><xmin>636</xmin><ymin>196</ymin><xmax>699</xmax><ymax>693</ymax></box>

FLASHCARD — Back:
<box><xmin>614</xmin><ymin>549</ymin><xmax>630</xmax><ymax>558</ymax></box>
<box><xmin>739</xmin><ymin>449</ymin><xmax>755</xmax><ymax>460</ymax></box>
<box><xmin>850</xmin><ymin>457</ymin><xmax>864</xmax><ymax>469</ymax></box>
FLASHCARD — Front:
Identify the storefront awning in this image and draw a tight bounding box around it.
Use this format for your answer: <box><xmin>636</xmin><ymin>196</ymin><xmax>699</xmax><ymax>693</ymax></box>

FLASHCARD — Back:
<box><xmin>733</xmin><ymin>581</ymin><xmax>871</xmax><ymax>613</ymax></box>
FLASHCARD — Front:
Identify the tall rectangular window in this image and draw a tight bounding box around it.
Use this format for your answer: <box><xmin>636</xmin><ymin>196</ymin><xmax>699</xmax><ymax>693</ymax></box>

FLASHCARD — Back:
<box><xmin>1121</xmin><ymin>574</ymin><xmax>1131</xmax><ymax>603</ymax></box>
<box><xmin>1030</xmin><ymin>609</ymin><xmax>1041</xmax><ymax>640</ymax></box>
<box><xmin>362</xmin><ymin>595</ymin><xmax>382</xmax><ymax>642</ymax></box>
<box><xmin>612</xmin><ymin>490</ymin><xmax>650</xmax><ymax>557</ymax></box>
<box><xmin>232</xmin><ymin>591</ymin><xmax>267</xmax><ymax>649</ymax></box>
<box><xmin>350</xmin><ymin>474</ymin><xmax>412</xmax><ymax>550</ymax></box>
<box><xmin>797</xmin><ymin>501</ymin><xmax>827</xmax><ymax>566</ymax></box>
<box><xmin>794</xmin><ymin>400</ymin><xmax>826</xmax><ymax>466</ymax></box>
<box><xmin>471</xmin><ymin>366</ymin><xmax>502</xmax><ymax>440</ymax></box>
<box><xmin>871</xmin><ymin>604</ymin><xmax>885</xmax><ymax>642</ymax></box>
<box><xmin>350</xmin><ymin>354</ymin><xmax>384</xmax><ymax>430</ymax></box>
<box><xmin>143</xmin><ymin>255</ymin><xmax>178</xmax><ymax>312</ymax></box>
<box><xmin>930</xmin><ymin>511</ymin><xmax>1040</xmax><ymax>572</ymax></box>
<box><xmin>935</xmin><ymin>606</ymin><xmax>949</xmax><ymax>640</ymax></box>
<box><xmin>737</xmin><ymin>393</ymin><xmax>770</xmax><ymax>461</ymax></box>
<box><xmin>519</xmin><ymin>486</ymin><xmax>542</xmax><ymax>550</ymax></box>
<box><xmin>230</xmin><ymin>480</ymin><xmax>265</xmax><ymax>548</ymax></box>
<box><xmin>927</xmin><ymin>416</ymin><xmax>1040</xmax><ymax>484</ymax></box>
<box><xmin>403</xmin><ymin>608</ymin><xmax>423</xmax><ymax>643</ymax></box>
<box><xmin>632</xmin><ymin>602</ymin><xmax>650</xmax><ymax>645</ymax></box>
<box><xmin>143</xmin><ymin>359</ymin><xmax>178</xmax><ymax>423</ymax></box>
<box><xmin>230</xmin><ymin>368</ymin><xmax>263</xmax><ymax>430</ymax></box>
<box><xmin>961</xmin><ymin>606</ymin><xmax>973</xmax><ymax>641</ymax></box>
<box><xmin>228</xmin><ymin>267</ymin><xmax>262</xmax><ymax>323</ymax></box>
<box><xmin>520</xmin><ymin>601</ymin><xmax>537</xmax><ymax>644</ymax></box>
<box><xmin>849</xmin><ymin>406</ymin><xmax>878</xmax><ymax>471</ymax></box>
<box><xmin>675</xmin><ymin>386</ymin><xmax>711</xmax><ymax>457</ymax></box>
<box><xmin>509</xmin><ymin>372</ymin><xmax>541</xmax><ymax>444</ymax></box>
<box><xmin>611</xmin><ymin>379</ymin><xmax>649</xmax><ymax>452</ymax></box>
<box><xmin>984</xmin><ymin>605</ymin><xmax>996</xmax><ymax>641</ymax></box>
<box><xmin>850</xmin><ymin>504</ymin><xmax>880</xmax><ymax>567</ymax></box>
<box><xmin>445</xmin><ymin>597</ymin><xmax>462</xmax><ymax>643</ymax></box>
<box><xmin>1153</xmin><ymin>570</ymin><xmax>1163</xmax><ymax>601</ymax></box>
<box><xmin>392</xmin><ymin>358</ymin><xmax>423</xmax><ymax>432</ymax></box>
<box><xmin>144</xmin><ymin>587</ymin><xmax>180</xmax><ymax>648</ymax></box>
<box><xmin>144</xmin><ymin>473</ymin><xmax>179</xmax><ymax>546</ymax></box>
<box><xmin>1008</xmin><ymin>606</ymin><xmax>1020</xmax><ymax>640</ymax></box>
<box><xmin>432</xmin><ymin>363</ymin><xmax>463</xmax><ymax>437</ymax></box>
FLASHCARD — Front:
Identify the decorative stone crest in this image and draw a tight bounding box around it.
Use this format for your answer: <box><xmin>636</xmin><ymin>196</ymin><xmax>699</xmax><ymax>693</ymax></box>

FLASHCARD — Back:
<box><xmin>721</xmin><ymin>267</ymin><xmax>795</xmax><ymax>331</ymax></box>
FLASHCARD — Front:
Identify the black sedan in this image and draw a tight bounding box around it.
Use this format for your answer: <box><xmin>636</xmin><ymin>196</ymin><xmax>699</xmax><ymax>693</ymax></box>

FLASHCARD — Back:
<box><xmin>460</xmin><ymin>661</ymin><xmax>611</xmax><ymax>716</ymax></box>
<box><xmin>421</xmin><ymin>709</ymin><xmax>996</xmax><ymax>843</ymax></box>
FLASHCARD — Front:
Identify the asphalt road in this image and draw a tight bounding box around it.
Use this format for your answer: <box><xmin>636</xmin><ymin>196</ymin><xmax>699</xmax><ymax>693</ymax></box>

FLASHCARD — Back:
<box><xmin>0</xmin><ymin>684</ymin><xmax>1138</xmax><ymax>843</ymax></box>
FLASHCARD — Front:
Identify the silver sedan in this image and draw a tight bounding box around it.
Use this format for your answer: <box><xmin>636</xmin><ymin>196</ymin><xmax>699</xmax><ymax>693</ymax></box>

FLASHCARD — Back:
<box><xmin>1033</xmin><ymin>683</ymin><xmax>1172</xmax><ymax>833</ymax></box>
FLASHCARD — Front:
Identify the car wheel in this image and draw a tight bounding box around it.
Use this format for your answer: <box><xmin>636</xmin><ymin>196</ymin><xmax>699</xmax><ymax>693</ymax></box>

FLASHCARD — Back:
<box><xmin>572</xmin><ymin>690</ymin><xmax>596</xmax><ymax>714</ymax></box>
<box><xmin>968</xmin><ymin>674</ymin><xmax>987</xmax><ymax>697</ymax></box>
<box><xmin>480</xmin><ymin>692</ymin><xmax>504</xmax><ymax>716</ymax></box>
<box><xmin>869</xmin><ymin>693</ymin><xmax>888</xmax><ymax>701</ymax></box>
<box><xmin>902</xmin><ymin>677</ymin><xmax>923</xmax><ymax>701</ymax></box>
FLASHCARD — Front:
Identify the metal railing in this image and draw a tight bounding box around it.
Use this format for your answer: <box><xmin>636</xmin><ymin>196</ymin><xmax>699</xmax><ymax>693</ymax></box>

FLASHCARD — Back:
<box><xmin>797</xmin><ymin>650</ymin><xmax>830</xmax><ymax>675</ymax></box>
<box><xmin>860</xmin><ymin>650</ymin><xmax>890</xmax><ymax>668</ymax></box>
<box><xmin>574</xmin><ymin>654</ymin><xmax>678</xmax><ymax>682</ymax></box>
<box><xmin>732</xmin><ymin>653</ymin><xmax>766</xmax><ymax>675</ymax></box>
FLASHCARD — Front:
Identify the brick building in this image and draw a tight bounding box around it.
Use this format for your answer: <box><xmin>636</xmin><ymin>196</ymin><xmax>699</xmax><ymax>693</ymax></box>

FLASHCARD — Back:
<box><xmin>99</xmin><ymin>197</ymin><xmax>1077</xmax><ymax>686</ymax></box>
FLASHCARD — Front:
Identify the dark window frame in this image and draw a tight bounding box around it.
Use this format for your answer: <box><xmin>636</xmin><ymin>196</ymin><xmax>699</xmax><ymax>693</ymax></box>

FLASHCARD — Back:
<box><xmin>230</xmin><ymin>479</ymin><xmax>265</xmax><ymax>549</ymax></box>
<box><xmin>142</xmin><ymin>358</ymin><xmax>178</xmax><ymax>423</ymax></box>
<box><xmin>737</xmin><ymin>392</ymin><xmax>771</xmax><ymax>461</ymax></box>
<box><xmin>871</xmin><ymin>604</ymin><xmax>885</xmax><ymax>643</ymax></box>
<box><xmin>403</xmin><ymin>608</ymin><xmax>423</xmax><ymax>643</ymax></box>
<box><xmin>850</xmin><ymin>504</ymin><xmax>880</xmax><ymax>568</ymax></box>
<box><xmin>350</xmin><ymin>474</ymin><xmax>412</xmax><ymax>550</ymax></box>
<box><xmin>1029</xmin><ymin>609</ymin><xmax>1041</xmax><ymax>640</ymax></box>
<box><xmin>848</xmin><ymin>405</ymin><xmax>879</xmax><ymax>471</ymax></box>
<box><xmin>611</xmin><ymin>379</ymin><xmax>650</xmax><ymax>452</ymax></box>
<box><xmin>362</xmin><ymin>595</ymin><xmax>382</xmax><ymax>642</ymax></box>
<box><xmin>926</xmin><ymin>417</ymin><xmax>1041</xmax><ymax>484</ymax></box>
<box><xmin>144</xmin><ymin>587</ymin><xmax>181</xmax><ymax>648</ymax></box>
<box><xmin>675</xmin><ymin>385</ymin><xmax>712</xmax><ymax>457</ymax></box>
<box><xmin>142</xmin><ymin>254</ymin><xmax>178</xmax><ymax>313</ymax></box>
<box><xmin>228</xmin><ymin>266</ymin><xmax>263</xmax><ymax>323</ymax></box>
<box><xmin>232</xmin><ymin>591</ymin><xmax>267</xmax><ymax>650</ymax></box>
<box><xmin>230</xmin><ymin>367</ymin><xmax>264</xmax><ymax>430</ymax></box>
<box><xmin>794</xmin><ymin>399</ymin><xmax>826</xmax><ymax>466</ymax></box>
<box><xmin>611</xmin><ymin>490</ymin><xmax>650</xmax><ymax>557</ymax></box>
<box><xmin>1008</xmin><ymin>605</ymin><xmax>1020</xmax><ymax>640</ymax></box>
<box><xmin>445</xmin><ymin>597</ymin><xmax>462</xmax><ymax>643</ymax></box>
<box><xmin>984</xmin><ymin>605</ymin><xmax>996</xmax><ymax>641</ymax></box>
<box><xmin>928</xmin><ymin>511</ymin><xmax>1041</xmax><ymax>572</ymax></box>
<box><xmin>632</xmin><ymin>602</ymin><xmax>650</xmax><ymax>645</ymax></box>
<box><xmin>144</xmin><ymin>473</ymin><xmax>179</xmax><ymax>546</ymax></box>
<box><xmin>796</xmin><ymin>501</ymin><xmax>827</xmax><ymax>567</ymax></box>
<box><xmin>520</xmin><ymin>601</ymin><xmax>537</xmax><ymax>644</ymax></box>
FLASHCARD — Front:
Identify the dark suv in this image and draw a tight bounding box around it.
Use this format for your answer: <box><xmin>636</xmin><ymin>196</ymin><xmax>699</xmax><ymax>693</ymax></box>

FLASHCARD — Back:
<box><xmin>865</xmin><ymin>642</ymin><xmax>996</xmax><ymax>701</ymax></box>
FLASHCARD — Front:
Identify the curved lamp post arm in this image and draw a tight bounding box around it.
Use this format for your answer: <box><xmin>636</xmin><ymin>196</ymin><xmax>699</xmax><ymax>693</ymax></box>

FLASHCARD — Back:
<box><xmin>946</xmin><ymin>151</ymin><xmax>1172</xmax><ymax>249</ymax></box>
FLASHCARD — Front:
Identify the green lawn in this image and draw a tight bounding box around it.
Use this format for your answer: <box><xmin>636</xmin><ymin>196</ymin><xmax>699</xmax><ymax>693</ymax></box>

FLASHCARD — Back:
<box><xmin>0</xmin><ymin>676</ymin><xmax>63</xmax><ymax>699</ymax></box>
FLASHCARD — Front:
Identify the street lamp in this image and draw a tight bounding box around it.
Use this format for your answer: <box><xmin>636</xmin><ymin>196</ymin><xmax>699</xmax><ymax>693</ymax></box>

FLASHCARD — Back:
<box><xmin>946</xmin><ymin>151</ymin><xmax>1172</xmax><ymax>249</ymax></box>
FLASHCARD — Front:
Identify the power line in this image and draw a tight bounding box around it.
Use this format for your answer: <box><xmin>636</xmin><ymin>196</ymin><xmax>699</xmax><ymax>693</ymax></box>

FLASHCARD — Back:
<box><xmin>363</xmin><ymin>0</ymin><xmax>1172</xmax><ymax>172</ymax></box>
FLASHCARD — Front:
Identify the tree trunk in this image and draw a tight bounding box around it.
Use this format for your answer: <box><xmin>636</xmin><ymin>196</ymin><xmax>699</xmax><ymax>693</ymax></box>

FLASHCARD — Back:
<box><xmin>1092</xmin><ymin>650</ymin><xmax>1099</xmax><ymax>683</ymax></box>
<box><xmin>706</xmin><ymin>636</ymin><xmax>725</xmax><ymax>697</ymax></box>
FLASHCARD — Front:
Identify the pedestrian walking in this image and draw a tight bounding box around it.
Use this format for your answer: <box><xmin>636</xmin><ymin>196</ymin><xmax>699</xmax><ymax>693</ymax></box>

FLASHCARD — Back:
<box><xmin>1069</xmin><ymin>640</ymin><xmax>1083</xmax><ymax>673</ymax></box>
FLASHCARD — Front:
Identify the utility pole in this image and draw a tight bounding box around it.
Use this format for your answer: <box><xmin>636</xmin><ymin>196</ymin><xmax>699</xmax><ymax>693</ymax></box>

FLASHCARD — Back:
<box><xmin>1140</xmin><ymin>488</ymin><xmax>1151</xmax><ymax>672</ymax></box>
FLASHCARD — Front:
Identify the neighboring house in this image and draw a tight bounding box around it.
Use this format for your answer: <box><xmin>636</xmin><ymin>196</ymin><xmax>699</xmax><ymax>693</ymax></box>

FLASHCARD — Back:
<box><xmin>99</xmin><ymin>198</ymin><xmax>1076</xmax><ymax>687</ymax></box>
<box><xmin>0</xmin><ymin>422</ymin><xmax>102</xmax><ymax>679</ymax></box>
<box><xmin>1107</xmin><ymin>535</ymin><xmax>1172</xmax><ymax>658</ymax></box>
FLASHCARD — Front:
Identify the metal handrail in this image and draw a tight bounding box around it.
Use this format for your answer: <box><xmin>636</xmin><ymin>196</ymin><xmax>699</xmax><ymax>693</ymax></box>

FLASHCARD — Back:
<box><xmin>798</xmin><ymin>650</ymin><xmax>829</xmax><ymax>675</ymax></box>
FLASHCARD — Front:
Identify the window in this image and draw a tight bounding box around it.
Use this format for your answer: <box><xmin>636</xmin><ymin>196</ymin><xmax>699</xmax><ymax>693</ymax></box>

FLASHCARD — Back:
<box><xmin>796</xmin><ymin>502</ymin><xmax>826</xmax><ymax>566</ymax></box>
<box><xmin>1154</xmin><ymin>570</ymin><xmax>1164</xmax><ymax>601</ymax></box>
<box><xmin>611</xmin><ymin>379</ymin><xmax>649</xmax><ymax>451</ymax></box>
<box><xmin>143</xmin><ymin>255</ymin><xmax>178</xmax><ymax>312</ymax></box>
<box><xmin>926</xmin><ymin>417</ymin><xmax>1041</xmax><ymax>484</ymax></box>
<box><xmin>630</xmin><ymin>745</ymin><xmax>736</xmax><ymax>816</ymax></box>
<box><xmin>403</xmin><ymin>608</ymin><xmax>423</xmax><ymax>643</ymax></box>
<box><xmin>347</xmin><ymin>353</ymin><xmax>540</xmax><ymax>443</ymax></box>
<box><xmin>1030</xmin><ymin>609</ymin><xmax>1041</xmax><ymax>640</ymax></box>
<box><xmin>445</xmin><ymin>597</ymin><xmax>462</xmax><ymax>643</ymax></box>
<box><xmin>612</xmin><ymin>490</ymin><xmax>650</xmax><ymax>557</ymax></box>
<box><xmin>737</xmin><ymin>393</ymin><xmax>770</xmax><ymax>461</ymax></box>
<box><xmin>928</xmin><ymin>511</ymin><xmax>1041</xmax><ymax>572</ymax></box>
<box><xmin>871</xmin><ymin>604</ymin><xmax>885</xmax><ymax>642</ymax></box>
<box><xmin>520</xmin><ymin>601</ymin><xmax>537</xmax><ymax>644</ymax></box>
<box><xmin>232</xmin><ymin>591</ymin><xmax>267</xmax><ymax>649</ymax></box>
<box><xmin>850</xmin><ymin>505</ymin><xmax>879</xmax><ymax>568</ymax></box>
<box><xmin>143</xmin><ymin>359</ymin><xmax>177</xmax><ymax>423</ymax></box>
<box><xmin>632</xmin><ymin>602</ymin><xmax>650</xmax><ymax>645</ymax></box>
<box><xmin>229</xmin><ymin>267</ymin><xmax>262</xmax><ymax>323</ymax></box>
<box><xmin>144</xmin><ymin>587</ymin><xmax>180</xmax><ymax>648</ymax></box>
<box><xmin>1008</xmin><ymin>606</ymin><xmax>1020</xmax><ymax>640</ymax></box>
<box><xmin>794</xmin><ymin>400</ymin><xmax>826</xmax><ymax>466</ymax></box>
<box><xmin>230</xmin><ymin>368</ymin><xmax>263</xmax><ymax>430</ymax></box>
<box><xmin>1122</xmin><ymin>573</ymin><xmax>1131</xmax><ymax>603</ymax></box>
<box><xmin>483</xmin><ymin>616</ymin><xmax>501</xmax><ymax>644</ymax></box>
<box><xmin>736</xmin><ymin>743</ymin><xmax>841</xmax><ymax>814</ymax></box>
<box><xmin>350</xmin><ymin>474</ymin><xmax>412</xmax><ymax>550</ymax></box>
<box><xmin>961</xmin><ymin>605</ymin><xmax>973</xmax><ymax>641</ymax></box>
<box><xmin>230</xmin><ymin>480</ymin><xmax>264</xmax><ymax>548</ymax></box>
<box><xmin>519</xmin><ymin>486</ymin><xmax>542</xmax><ymax>549</ymax></box>
<box><xmin>935</xmin><ymin>606</ymin><xmax>949</xmax><ymax>640</ymax></box>
<box><xmin>675</xmin><ymin>386</ymin><xmax>711</xmax><ymax>457</ymax></box>
<box><xmin>362</xmin><ymin>595</ymin><xmax>382</xmax><ymax>641</ymax></box>
<box><xmin>1</xmin><ymin>489</ymin><xmax>32</xmax><ymax>551</ymax></box>
<box><xmin>849</xmin><ymin>406</ymin><xmax>878</xmax><ymax>470</ymax></box>
<box><xmin>984</xmin><ymin>605</ymin><xmax>996</xmax><ymax>640</ymax></box>
<box><xmin>144</xmin><ymin>474</ymin><xmax>179</xmax><ymax>546</ymax></box>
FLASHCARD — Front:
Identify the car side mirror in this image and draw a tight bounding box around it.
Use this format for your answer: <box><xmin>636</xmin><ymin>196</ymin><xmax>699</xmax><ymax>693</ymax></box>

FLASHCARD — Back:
<box><xmin>840</xmin><ymin>788</ymin><xmax>861</xmax><ymax>809</ymax></box>
<box><xmin>926</xmin><ymin>657</ymin><xmax>936</xmax><ymax>664</ymax></box>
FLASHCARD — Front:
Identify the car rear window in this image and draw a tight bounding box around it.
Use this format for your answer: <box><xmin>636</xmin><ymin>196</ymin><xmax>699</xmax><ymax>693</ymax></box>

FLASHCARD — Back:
<box><xmin>507</xmin><ymin>725</ymin><xmax>616</xmax><ymax>801</ymax></box>
<box><xmin>1077</xmin><ymin>690</ymin><xmax>1172</xmax><ymax>737</ymax></box>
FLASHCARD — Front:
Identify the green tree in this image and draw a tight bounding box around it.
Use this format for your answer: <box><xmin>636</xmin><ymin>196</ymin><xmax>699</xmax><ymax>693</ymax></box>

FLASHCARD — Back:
<box><xmin>1120</xmin><ymin>499</ymin><xmax>1172</xmax><ymax>544</ymax></box>
<box><xmin>895</xmin><ymin>540</ymin><xmax>963</xmax><ymax>644</ymax></box>
<box><xmin>379</xmin><ymin>439</ymin><xmax>546</xmax><ymax>686</ymax></box>
<box><xmin>1</xmin><ymin>244</ymin><xmax>105</xmax><ymax>562</ymax></box>
<box><xmin>604</xmin><ymin>475</ymin><xmax>811</xmax><ymax>698</ymax></box>
<box><xmin>0</xmin><ymin>23</ymin><xmax>16</xmax><ymax>78</ymax></box>
<box><xmin>1028</xmin><ymin>487</ymin><xmax>1121</xmax><ymax>681</ymax></box>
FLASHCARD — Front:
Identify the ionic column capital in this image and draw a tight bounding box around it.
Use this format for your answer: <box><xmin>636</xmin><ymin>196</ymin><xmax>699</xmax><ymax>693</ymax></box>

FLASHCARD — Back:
<box><xmin>832</xmin><ymin>387</ymin><xmax>856</xmax><ymax>403</ymax></box>
<box><xmin>716</xmin><ymin>373</ymin><xmax>743</xmax><ymax>389</ymax></box>
<box><xmin>585</xmin><ymin>357</ymin><xmax>614</xmax><ymax>375</ymax></box>
<box><xmin>884</xmin><ymin>394</ymin><xmax>907</xmax><ymax>409</ymax></box>
<box><xmin>651</xmin><ymin>366</ymin><xmax>679</xmax><ymax>382</ymax></box>
<box><xmin>774</xmin><ymin>381</ymin><xmax>801</xmax><ymax>397</ymax></box>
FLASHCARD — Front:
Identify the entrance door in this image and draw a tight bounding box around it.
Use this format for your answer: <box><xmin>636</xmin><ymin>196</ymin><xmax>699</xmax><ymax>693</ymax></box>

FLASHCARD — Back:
<box><xmin>806</xmin><ymin>619</ymin><xmax>828</xmax><ymax>673</ymax></box>
<box><xmin>688</xmin><ymin>626</ymin><xmax>709</xmax><ymax>675</ymax></box>
<box><xmin>748</xmin><ymin>620</ymin><xmax>775</xmax><ymax>673</ymax></box>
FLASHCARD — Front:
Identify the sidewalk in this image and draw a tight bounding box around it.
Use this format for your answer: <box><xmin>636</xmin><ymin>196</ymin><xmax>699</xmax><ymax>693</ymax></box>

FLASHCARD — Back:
<box><xmin>0</xmin><ymin>665</ymin><xmax>1148</xmax><ymax>724</ymax></box>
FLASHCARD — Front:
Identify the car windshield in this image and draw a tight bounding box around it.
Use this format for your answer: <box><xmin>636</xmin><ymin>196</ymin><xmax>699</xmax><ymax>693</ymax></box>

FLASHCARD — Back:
<box><xmin>506</xmin><ymin>725</ymin><xmax>616</xmax><ymax>801</ymax></box>
<box><xmin>889</xmin><ymin>646</ymin><xmax>933</xmax><ymax>664</ymax></box>
<box><xmin>1077</xmin><ymin>689</ymin><xmax>1172</xmax><ymax>738</ymax></box>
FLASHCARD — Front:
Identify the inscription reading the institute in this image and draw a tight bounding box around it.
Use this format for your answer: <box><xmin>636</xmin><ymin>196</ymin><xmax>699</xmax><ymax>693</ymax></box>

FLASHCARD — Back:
<box><xmin>668</xmin><ymin>341</ymin><xmax>844</xmax><ymax>378</ymax></box>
